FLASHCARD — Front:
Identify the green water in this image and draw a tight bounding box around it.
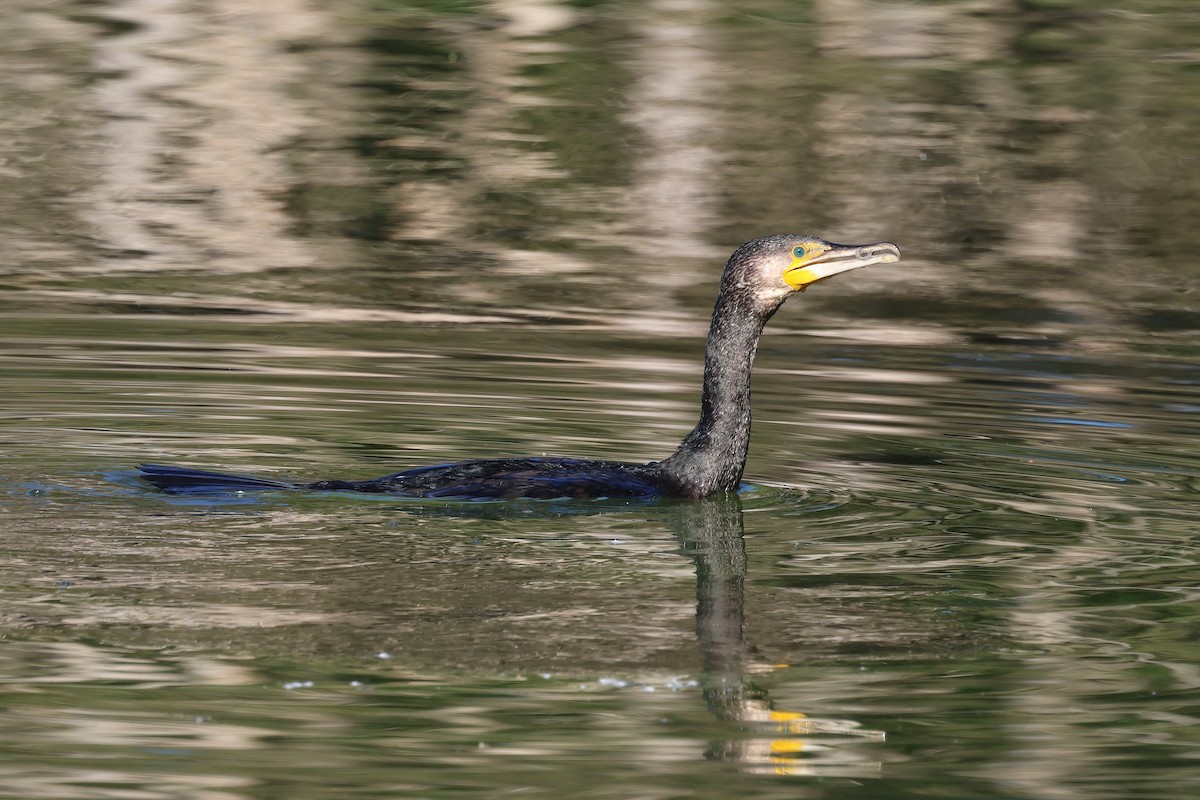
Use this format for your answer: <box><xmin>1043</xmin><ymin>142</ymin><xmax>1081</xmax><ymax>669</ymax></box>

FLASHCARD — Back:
<box><xmin>3</xmin><ymin>0</ymin><xmax>1200</xmax><ymax>797</ymax></box>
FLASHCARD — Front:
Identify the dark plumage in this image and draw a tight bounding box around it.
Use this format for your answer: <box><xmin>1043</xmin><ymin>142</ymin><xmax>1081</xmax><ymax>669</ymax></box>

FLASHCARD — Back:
<box><xmin>139</xmin><ymin>234</ymin><xmax>899</xmax><ymax>500</ymax></box>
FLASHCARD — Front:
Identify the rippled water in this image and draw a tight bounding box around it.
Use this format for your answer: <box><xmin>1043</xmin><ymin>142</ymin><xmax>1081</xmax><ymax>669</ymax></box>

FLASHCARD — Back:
<box><xmin>3</xmin><ymin>0</ymin><xmax>1200</xmax><ymax>798</ymax></box>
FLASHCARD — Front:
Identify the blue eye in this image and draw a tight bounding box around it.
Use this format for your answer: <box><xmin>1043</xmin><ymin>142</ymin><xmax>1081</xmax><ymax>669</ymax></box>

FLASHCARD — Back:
<box><xmin>792</xmin><ymin>245</ymin><xmax>807</xmax><ymax>258</ymax></box>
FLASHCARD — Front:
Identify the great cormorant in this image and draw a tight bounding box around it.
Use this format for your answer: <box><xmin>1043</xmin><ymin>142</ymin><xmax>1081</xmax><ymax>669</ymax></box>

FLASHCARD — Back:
<box><xmin>139</xmin><ymin>235</ymin><xmax>900</xmax><ymax>500</ymax></box>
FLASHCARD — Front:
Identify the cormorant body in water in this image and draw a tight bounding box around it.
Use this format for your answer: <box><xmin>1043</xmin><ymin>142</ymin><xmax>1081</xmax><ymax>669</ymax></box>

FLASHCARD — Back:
<box><xmin>139</xmin><ymin>235</ymin><xmax>899</xmax><ymax>500</ymax></box>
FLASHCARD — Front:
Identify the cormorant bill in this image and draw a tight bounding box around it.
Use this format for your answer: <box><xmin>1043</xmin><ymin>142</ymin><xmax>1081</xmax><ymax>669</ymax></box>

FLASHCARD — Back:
<box><xmin>139</xmin><ymin>235</ymin><xmax>900</xmax><ymax>500</ymax></box>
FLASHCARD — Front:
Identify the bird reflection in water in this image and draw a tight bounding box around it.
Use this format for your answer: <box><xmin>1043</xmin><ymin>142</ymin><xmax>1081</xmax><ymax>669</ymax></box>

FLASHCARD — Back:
<box><xmin>671</xmin><ymin>496</ymin><xmax>885</xmax><ymax>776</ymax></box>
<box><xmin>370</xmin><ymin>495</ymin><xmax>887</xmax><ymax>777</ymax></box>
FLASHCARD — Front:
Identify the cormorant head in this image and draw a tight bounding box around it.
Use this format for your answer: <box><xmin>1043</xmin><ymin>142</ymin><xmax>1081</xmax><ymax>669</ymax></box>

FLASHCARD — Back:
<box><xmin>725</xmin><ymin>234</ymin><xmax>901</xmax><ymax>305</ymax></box>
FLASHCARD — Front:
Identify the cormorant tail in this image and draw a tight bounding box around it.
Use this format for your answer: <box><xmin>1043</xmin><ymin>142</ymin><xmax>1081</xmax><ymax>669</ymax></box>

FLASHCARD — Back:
<box><xmin>137</xmin><ymin>463</ymin><xmax>295</xmax><ymax>494</ymax></box>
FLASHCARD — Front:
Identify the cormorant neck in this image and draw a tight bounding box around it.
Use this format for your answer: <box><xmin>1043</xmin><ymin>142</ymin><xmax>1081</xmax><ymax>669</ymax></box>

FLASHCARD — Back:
<box><xmin>659</xmin><ymin>287</ymin><xmax>784</xmax><ymax>497</ymax></box>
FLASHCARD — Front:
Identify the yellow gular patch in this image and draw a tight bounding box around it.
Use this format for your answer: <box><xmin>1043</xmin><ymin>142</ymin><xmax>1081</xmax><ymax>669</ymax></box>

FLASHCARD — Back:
<box><xmin>783</xmin><ymin>245</ymin><xmax>829</xmax><ymax>289</ymax></box>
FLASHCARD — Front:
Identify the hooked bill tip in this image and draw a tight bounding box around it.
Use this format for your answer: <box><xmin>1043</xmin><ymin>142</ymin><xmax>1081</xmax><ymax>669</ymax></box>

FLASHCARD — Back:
<box><xmin>856</xmin><ymin>242</ymin><xmax>901</xmax><ymax>263</ymax></box>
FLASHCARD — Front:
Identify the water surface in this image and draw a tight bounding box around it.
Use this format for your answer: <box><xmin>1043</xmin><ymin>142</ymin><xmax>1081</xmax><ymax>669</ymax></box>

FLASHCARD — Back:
<box><xmin>3</xmin><ymin>0</ymin><xmax>1200</xmax><ymax>798</ymax></box>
